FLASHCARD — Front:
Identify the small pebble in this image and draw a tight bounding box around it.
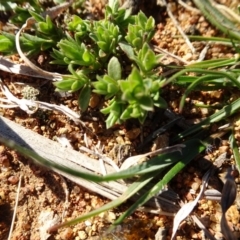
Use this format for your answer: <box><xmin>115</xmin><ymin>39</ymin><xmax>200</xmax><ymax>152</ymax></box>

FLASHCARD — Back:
<box><xmin>72</xmin><ymin>186</ymin><xmax>81</xmax><ymax>194</ymax></box>
<box><xmin>106</xmin><ymin>211</ymin><xmax>116</xmax><ymax>222</ymax></box>
<box><xmin>125</xmin><ymin>128</ymin><xmax>140</xmax><ymax>140</ymax></box>
<box><xmin>78</xmin><ymin>230</ymin><xmax>87</xmax><ymax>240</ymax></box>
<box><xmin>8</xmin><ymin>175</ymin><xmax>19</xmax><ymax>184</ymax></box>
<box><xmin>60</xmin><ymin>228</ymin><xmax>73</xmax><ymax>240</ymax></box>
<box><xmin>218</xmin><ymin>146</ymin><xmax>229</xmax><ymax>154</ymax></box>
<box><xmin>185</xmin><ymin>192</ymin><xmax>193</xmax><ymax>201</ymax></box>
<box><xmin>191</xmin><ymin>182</ymin><xmax>200</xmax><ymax>191</ymax></box>
<box><xmin>89</xmin><ymin>93</ymin><xmax>100</xmax><ymax>108</ymax></box>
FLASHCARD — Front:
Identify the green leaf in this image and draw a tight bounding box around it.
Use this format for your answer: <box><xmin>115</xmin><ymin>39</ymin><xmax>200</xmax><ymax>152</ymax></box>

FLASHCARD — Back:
<box><xmin>82</xmin><ymin>49</ymin><xmax>92</xmax><ymax>63</ymax></box>
<box><xmin>153</xmin><ymin>96</ymin><xmax>168</xmax><ymax>108</ymax></box>
<box><xmin>108</xmin><ymin>0</ymin><xmax>119</xmax><ymax>12</ymax></box>
<box><xmin>54</xmin><ymin>78</ymin><xmax>76</xmax><ymax>91</ymax></box>
<box><xmin>143</xmin><ymin>48</ymin><xmax>157</xmax><ymax>71</ymax></box>
<box><xmin>11</xmin><ymin>7</ymin><xmax>31</xmax><ymax>24</ymax></box>
<box><xmin>120</xmin><ymin>105</ymin><xmax>133</xmax><ymax>120</ymax></box>
<box><xmin>146</xmin><ymin>16</ymin><xmax>155</xmax><ymax>31</ymax></box>
<box><xmin>22</xmin><ymin>33</ymin><xmax>51</xmax><ymax>44</ymax></box>
<box><xmin>37</xmin><ymin>16</ymin><xmax>54</xmax><ymax>35</ymax></box>
<box><xmin>131</xmin><ymin>105</ymin><xmax>142</xmax><ymax>118</ymax></box>
<box><xmin>29</xmin><ymin>10</ymin><xmax>45</xmax><ymax>22</ymax></box>
<box><xmin>229</xmin><ymin>133</ymin><xmax>240</xmax><ymax>172</ymax></box>
<box><xmin>78</xmin><ymin>84</ymin><xmax>91</xmax><ymax>111</ymax></box>
<box><xmin>105</xmin><ymin>113</ymin><xmax>120</xmax><ymax>128</ymax></box>
<box><xmin>172</xmin><ymin>97</ymin><xmax>240</xmax><ymax>142</ymax></box>
<box><xmin>68</xmin><ymin>15</ymin><xmax>83</xmax><ymax>31</ymax></box>
<box><xmin>0</xmin><ymin>35</ymin><xmax>15</xmax><ymax>52</ymax></box>
<box><xmin>97</xmin><ymin>49</ymin><xmax>105</xmax><ymax>57</ymax></box>
<box><xmin>50</xmin><ymin>49</ymin><xmax>66</xmax><ymax>65</ymax></box>
<box><xmin>137</xmin><ymin>11</ymin><xmax>148</xmax><ymax>29</ymax></box>
<box><xmin>58</xmin><ymin>38</ymin><xmax>83</xmax><ymax>61</ymax></box>
<box><xmin>108</xmin><ymin>57</ymin><xmax>121</xmax><ymax>80</ymax></box>
<box><xmin>97</xmin><ymin>41</ymin><xmax>108</xmax><ymax>52</ymax></box>
<box><xmin>138</xmin><ymin>96</ymin><xmax>153</xmax><ymax>111</ymax></box>
<box><xmin>119</xmin><ymin>42</ymin><xmax>135</xmax><ymax>59</ymax></box>
<box><xmin>0</xmin><ymin>2</ymin><xmax>17</xmax><ymax>11</ymax></box>
<box><xmin>71</xmin><ymin>80</ymin><xmax>85</xmax><ymax>91</ymax></box>
<box><xmin>128</xmin><ymin>68</ymin><xmax>142</xmax><ymax>83</ymax></box>
<box><xmin>132</xmin><ymin>38</ymin><xmax>142</xmax><ymax>49</ymax></box>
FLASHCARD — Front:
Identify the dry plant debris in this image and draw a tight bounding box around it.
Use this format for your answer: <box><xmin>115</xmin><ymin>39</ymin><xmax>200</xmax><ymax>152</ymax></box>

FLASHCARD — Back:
<box><xmin>0</xmin><ymin>0</ymin><xmax>240</xmax><ymax>239</ymax></box>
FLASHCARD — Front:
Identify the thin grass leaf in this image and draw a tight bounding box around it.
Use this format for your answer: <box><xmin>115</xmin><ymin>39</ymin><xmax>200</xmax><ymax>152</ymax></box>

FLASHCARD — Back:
<box><xmin>48</xmin><ymin>171</ymin><xmax>157</xmax><ymax>232</ymax></box>
<box><xmin>187</xmin><ymin>35</ymin><xmax>237</xmax><ymax>44</ymax></box>
<box><xmin>110</xmin><ymin>139</ymin><xmax>206</xmax><ymax>230</ymax></box>
<box><xmin>179</xmin><ymin>74</ymin><xmax>225</xmax><ymax>112</ymax></box>
<box><xmin>161</xmin><ymin>68</ymin><xmax>240</xmax><ymax>88</ymax></box>
<box><xmin>172</xmin><ymin>97</ymin><xmax>240</xmax><ymax>143</ymax></box>
<box><xmin>187</xmin><ymin>57</ymin><xmax>239</xmax><ymax>69</ymax></box>
<box><xmin>192</xmin><ymin>0</ymin><xmax>240</xmax><ymax>40</ymax></box>
<box><xmin>229</xmin><ymin>133</ymin><xmax>240</xmax><ymax>173</ymax></box>
<box><xmin>0</xmin><ymin>133</ymin><xmax>184</xmax><ymax>182</ymax></box>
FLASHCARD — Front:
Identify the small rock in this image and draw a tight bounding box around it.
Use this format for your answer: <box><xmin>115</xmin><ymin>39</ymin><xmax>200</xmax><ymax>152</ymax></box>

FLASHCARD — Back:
<box><xmin>72</xmin><ymin>186</ymin><xmax>81</xmax><ymax>194</ymax></box>
<box><xmin>125</xmin><ymin>128</ymin><xmax>140</xmax><ymax>140</ymax></box>
<box><xmin>191</xmin><ymin>182</ymin><xmax>200</xmax><ymax>192</ymax></box>
<box><xmin>89</xmin><ymin>93</ymin><xmax>100</xmax><ymax>108</ymax></box>
<box><xmin>226</xmin><ymin>205</ymin><xmax>239</xmax><ymax>225</ymax></box>
<box><xmin>214</xmin><ymin>231</ymin><xmax>224</xmax><ymax>240</ymax></box>
<box><xmin>218</xmin><ymin>146</ymin><xmax>229</xmax><ymax>154</ymax></box>
<box><xmin>8</xmin><ymin>175</ymin><xmax>19</xmax><ymax>184</ymax></box>
<box><xmin>106</xmin><ymin>211</ymin><xmax>116</xmax><ymax>222</ymax></box>
<box><xmin>186</xmin><ymin>192</ymin><xmax>194</xmax><ymax>201</ymax></box>
<box><xmin>0</xmin><ymin>191</ymin><xmax>6</xmax><ymax>205</ymax></box>
<box><xmin>78</xmin><ymin>230</ymin><xmax>87</xmax><ymax>240</ymax></box>
<box><xmin>60</xmin><ymin>228</ymin><xmax>73</xmax><ymax>240</ymax></box>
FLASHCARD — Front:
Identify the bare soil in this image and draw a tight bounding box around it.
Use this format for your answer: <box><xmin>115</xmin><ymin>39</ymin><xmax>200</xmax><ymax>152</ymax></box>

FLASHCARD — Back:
<box><xmin>0</xmin><ymin>0</ymin><xmax>240</xmax><ymax>239</ymax></box>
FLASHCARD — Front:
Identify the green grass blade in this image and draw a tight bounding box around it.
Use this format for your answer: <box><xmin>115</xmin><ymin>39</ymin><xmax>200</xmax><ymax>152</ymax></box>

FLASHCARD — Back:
<box><xmin>187</xmin><ymin>58</ymin><xmax>239</xmax><ymax>69</ymax></box>
<box><xmin>172</xmin><ymin>98</ymin><xmax>240</xmax><ymax>143</ymax></box>
<box><xmin>0</xmin><ymin>135</ymin><xmax>185</xmax><ymax>181</ymax></box>
<box><xmin>192</xmin><ymin>0</ymin><xmax>240</xmax><ymax>40</ymax></box>
<box><xmin>48</xmin><ymin>172</ymin><xmax>157</xmax><ymax>232</ymax></box>
<box><xmin>161</xmin><ymin>68</ymin><xmax>239</xmax><ymax>88</ymax></box>
<box><xmin>111</xmin><ymin>139</ymin><xmax>205</xmax><ymax>228</ymax></box>
<box><xmin>229</xmin><ymin>133</ymin><xmax>240</xmax><ymax>172</ymax></box>
<box><xmin>187</xmin><ymin>35</ymin><xmax>237</xmax><ymax>44</ymax></box>
<box><xmin>179</xmin><ymin>74</ymin><xmax>224</xmax><ymax>112</ymax></box>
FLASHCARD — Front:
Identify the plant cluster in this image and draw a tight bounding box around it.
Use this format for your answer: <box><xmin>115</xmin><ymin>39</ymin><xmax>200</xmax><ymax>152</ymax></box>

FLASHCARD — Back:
<box><xmin>1</xmin><ymin>0</ymin><xmax>167</xmax><ymax>128</ymax></box>
<box><xmin>51</xmin><ymin>0</ymin><xmax>167</xmax><ymax>128</ymax></box>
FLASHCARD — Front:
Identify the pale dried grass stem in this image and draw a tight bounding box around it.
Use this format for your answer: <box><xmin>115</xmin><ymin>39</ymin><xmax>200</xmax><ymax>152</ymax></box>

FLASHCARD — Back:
<box><xmin>7</xmin><ymin>175</ymin><xmax>22</xmax><ymax>240</ymax></box>
<box><xmin>162</xmin><ymin>0</ymin><xmax>196</xmax><ymax>54</ymax></box>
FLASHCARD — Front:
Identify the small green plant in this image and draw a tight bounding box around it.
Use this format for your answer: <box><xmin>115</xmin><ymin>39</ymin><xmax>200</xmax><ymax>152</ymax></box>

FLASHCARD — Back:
<box><xmin>0</xmin><ymin>0</ymin><xmax>167</xmax><ymax>128</ymax></box>
<box><xmin>0</xmin><ymin>6</ymin><xmax>63</xmax><ymax>55</ymax></box>
<box><xmin>50</xmin><ymin>0</ymin><xmax>166</xmax><ymax>128</ymax></box>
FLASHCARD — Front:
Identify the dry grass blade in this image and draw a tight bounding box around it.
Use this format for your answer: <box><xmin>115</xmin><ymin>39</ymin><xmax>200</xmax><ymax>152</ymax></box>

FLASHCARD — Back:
<box><xmin>0</xmin><ymin>57</ymin><xmax>54</xmax><ymax>80</ymax></box>
<box><xmin>0</xmin><ymin>80</ymin><xmax>84</xmax><ymax>124</ymax></box>
<box><xmin>7</xmin><ymin>175</ymin><xmax>22</xmax><ymax>240</ymax></box>
<box><xmin>15</xmin><ymin>18</ymin><xmax>62</xmax><ymax>81</ymax></box>
<box><xmin>171</xmin><ymin>170</ymin><xmax>211</xmax><ymax>240</ymax></box>
<box><xmin>0</xmin><ymin>79</ymin><xmax>38</xmax><ymax>114</ymax></box>
<box><xmin>191</xmin><ymin>215</ymin><xmax>216</xmax><ymax>240</ymax></box>
<box><xmin>162</xmin><ymin>0</ymin><xmax>196</xmax><ymax>53</ymax></box>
